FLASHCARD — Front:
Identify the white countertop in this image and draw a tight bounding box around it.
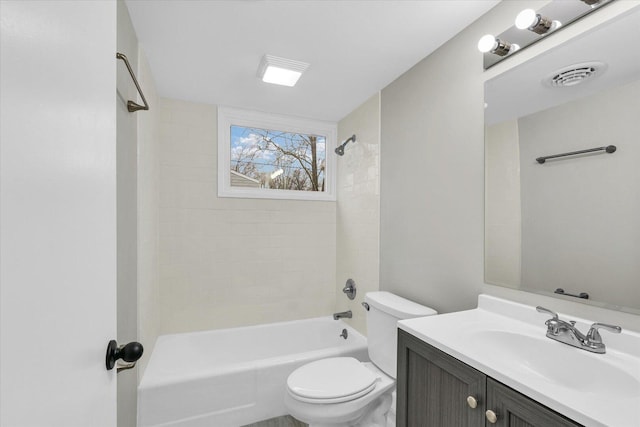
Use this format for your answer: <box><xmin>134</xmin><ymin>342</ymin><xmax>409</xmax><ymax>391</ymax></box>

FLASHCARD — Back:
<box><xmin>398</xmin><ymin>294</ymin><xmax>640</xmax><ymax>427</ymax></box>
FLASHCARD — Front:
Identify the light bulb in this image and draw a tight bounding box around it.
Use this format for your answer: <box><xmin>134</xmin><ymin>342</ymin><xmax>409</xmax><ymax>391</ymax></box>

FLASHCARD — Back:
<box><xmin>477</xmin><ymin>35</ymin><xmax>515</xmax><ymax>57</ymax></box>
<box><xmin>516</xmin><ymin>9</ymin><xmax>538</xmax><ymax>30</ymax></box>
<box><xmin>515</xmin><ymin>8</ymin><xmax>556</xmax><ymax>35</ymax></box>
<box><xmin>515</xmin><ymin>9</ymin><xmax>538</xmax><ymax>30</ymax></box>
<box><xmin>477</xmin><ymin>34</ymin><xmax>497</xmax><ymax>53</ymax></box>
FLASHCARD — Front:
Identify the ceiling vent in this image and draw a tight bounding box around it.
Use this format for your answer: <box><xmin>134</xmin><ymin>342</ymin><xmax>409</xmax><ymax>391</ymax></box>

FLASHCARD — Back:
<box><xmin>544</xmin><ymin>61</ymin><xmax>607</xmax><ymax>87</ymax></box>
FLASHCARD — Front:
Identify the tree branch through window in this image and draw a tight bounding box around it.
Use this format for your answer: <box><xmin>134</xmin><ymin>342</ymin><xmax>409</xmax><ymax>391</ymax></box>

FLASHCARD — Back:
<box><xmin>230</xmin><ymin>126</ymin><xmax>326</xmax><ymax>192</ymax></box>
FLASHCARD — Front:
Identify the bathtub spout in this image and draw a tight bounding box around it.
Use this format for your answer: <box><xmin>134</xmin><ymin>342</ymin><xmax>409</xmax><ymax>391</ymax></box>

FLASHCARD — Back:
<box><xmin>333</xmin><ymin>310</ymin><xmax>352</xmax><ymax>320</ymax></box>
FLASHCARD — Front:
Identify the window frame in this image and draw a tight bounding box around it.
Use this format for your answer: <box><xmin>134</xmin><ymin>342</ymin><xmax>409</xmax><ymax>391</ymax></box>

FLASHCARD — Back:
<box><xmin>218</xmin><ymin>106</ymin><xmax>337</xmax><ymax>201</ymax></box>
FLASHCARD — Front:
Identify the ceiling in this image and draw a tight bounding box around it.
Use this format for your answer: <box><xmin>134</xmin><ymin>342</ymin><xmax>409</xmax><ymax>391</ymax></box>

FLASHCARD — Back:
<box><xmin>125</xmin><ymin>0</ymin><xmax>499</xmax><ymax>122</ymax></box>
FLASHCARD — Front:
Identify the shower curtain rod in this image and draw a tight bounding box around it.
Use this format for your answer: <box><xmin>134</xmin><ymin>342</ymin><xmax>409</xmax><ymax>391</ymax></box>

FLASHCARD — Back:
<box><xmin>116</xmin><ymin>52</ymin><xmax>149</xmax><ymax>113</ymax></box>
<box><xmin>536</xmin><ymin>145</ymin><xmax>616</xmax><ymax>164</ymax></box>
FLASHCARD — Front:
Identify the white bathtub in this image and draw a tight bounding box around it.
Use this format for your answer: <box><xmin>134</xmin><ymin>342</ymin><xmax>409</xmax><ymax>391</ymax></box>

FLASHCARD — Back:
<box><xmin>138</xmin><ymin>317</ymin><xmax>369</xmax><ymax>427</ymax></box>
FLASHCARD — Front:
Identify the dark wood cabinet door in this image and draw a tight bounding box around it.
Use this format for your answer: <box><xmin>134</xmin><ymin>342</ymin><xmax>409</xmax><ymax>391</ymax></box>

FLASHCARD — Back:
<box><xmin>485</xmin><ymin>378</ymin><xmax>582</xmax><ymax>427</ymax></box>
<box><xmin>397</xmin><ymin>329</ymin><xmax>486</xmax><ymax>427</ymax></box>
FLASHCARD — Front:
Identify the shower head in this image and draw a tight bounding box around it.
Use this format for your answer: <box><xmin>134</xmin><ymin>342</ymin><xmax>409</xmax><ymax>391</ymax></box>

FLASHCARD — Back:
<box><xmin>334</xmin><ymin>134</ymin><xmax>356</xmax><ymax>156</ymax></box>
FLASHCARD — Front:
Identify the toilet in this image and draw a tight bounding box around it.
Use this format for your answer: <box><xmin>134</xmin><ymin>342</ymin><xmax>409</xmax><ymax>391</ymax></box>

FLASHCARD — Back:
<box><xmin>284</xmin><ymin>291</ymin><xmax>437</xmax><ymax>427</ymax></box>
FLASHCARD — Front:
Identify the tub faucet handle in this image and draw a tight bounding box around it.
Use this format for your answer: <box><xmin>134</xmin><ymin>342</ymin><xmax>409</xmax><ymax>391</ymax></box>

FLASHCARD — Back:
<box><xmin>342</xmin><ymin>279</ymin><xmax>356</xmax><ymax>300</ymax></box>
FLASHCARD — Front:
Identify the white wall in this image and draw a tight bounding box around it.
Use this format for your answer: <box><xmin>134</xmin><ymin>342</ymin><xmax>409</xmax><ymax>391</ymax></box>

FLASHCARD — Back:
<box><xmin>335</xmin><ymin>93</ymin><xmax>381</xmax><ymax>335</ymax></box>
<box><xmin>136</xmin><ymin>49</ymin><xmax>161</xmax><ymax>378</ymax></box>
<box><xmin>379</xmin><ymin>1</ymin><xmax>500</xmax><ymax>313</ymax></box>
<box><xmin>116</xmin><ymin>1</ymin><xmax>139</xmax><ymax>425</ymax></box>
<box><xmin>519</xmin><ymin>79</ymin><xmax>640</xmax><ymax>309</ymax></box>
<box><xmin>158</xmin><ymin>99</ymin><xmax>337</xmax><ymax>334</ymax></box>
<box><xmin>379</xmin><ymin>0</ymin><xmax>640</xmax><ymax>323</ymax></box>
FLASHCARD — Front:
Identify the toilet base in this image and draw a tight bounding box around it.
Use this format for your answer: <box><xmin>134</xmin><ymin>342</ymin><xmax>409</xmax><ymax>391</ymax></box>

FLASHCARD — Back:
<box><xmin>386</xmin><ymin>390</ymin><xmax>396</xmax><ymax>427</ymax></box>
<box><xmin>306</xmin><ymin>393</ymin><xmax>392</xmax><ymax>427</ymax></box>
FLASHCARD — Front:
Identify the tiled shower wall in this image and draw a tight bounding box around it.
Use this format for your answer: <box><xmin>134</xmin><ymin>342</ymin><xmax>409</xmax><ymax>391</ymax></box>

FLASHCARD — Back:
<box><xmin>335</xmin><ymin>93</ymin><xmax>381</xmax><ymax>335</ymax></box>
<box><xmin>158</xmin><ymin>99</ymin><xmax>336</xmax><ymax>334</ymax></box>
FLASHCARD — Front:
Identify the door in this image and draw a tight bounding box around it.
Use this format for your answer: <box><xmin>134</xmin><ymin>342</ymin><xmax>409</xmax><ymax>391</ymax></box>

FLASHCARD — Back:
<box><xmin>1</xmin><ymin>1</ymin><xmax>118</xmax><ymax>426</ymax></box>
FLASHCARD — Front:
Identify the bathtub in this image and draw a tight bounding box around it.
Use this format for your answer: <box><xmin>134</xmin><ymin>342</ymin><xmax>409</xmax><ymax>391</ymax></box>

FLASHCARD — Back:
<box><xmin>137</xmin><ymin>317</ymin><xmax>369</xmax><ymax>427</ymax></box>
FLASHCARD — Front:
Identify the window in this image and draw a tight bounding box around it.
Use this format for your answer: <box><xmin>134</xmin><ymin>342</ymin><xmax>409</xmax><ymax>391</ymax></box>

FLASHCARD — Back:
<box><xmin>218</xmin><ymin>107</ymin><xmax>336</xmax><ymax>200</ymax></box>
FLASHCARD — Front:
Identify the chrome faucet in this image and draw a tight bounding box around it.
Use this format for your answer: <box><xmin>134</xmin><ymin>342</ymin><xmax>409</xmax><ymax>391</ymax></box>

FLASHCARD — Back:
<box><xmin>333</xmin><ymin>310</ymin><xmax>352</xmax><ymax>320</ymax></box>
<box><xmin>536</xmin><ymin>306</ymin><xmax>621</xmax><ymax>354</ymax></box>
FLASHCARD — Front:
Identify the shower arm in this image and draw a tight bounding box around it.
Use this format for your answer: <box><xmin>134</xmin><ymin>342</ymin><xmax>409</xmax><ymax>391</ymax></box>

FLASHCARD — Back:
<box><xmin>334</xmin><ymin>134</ymin><xmax>356</xmax><ymax>156</ymax></box>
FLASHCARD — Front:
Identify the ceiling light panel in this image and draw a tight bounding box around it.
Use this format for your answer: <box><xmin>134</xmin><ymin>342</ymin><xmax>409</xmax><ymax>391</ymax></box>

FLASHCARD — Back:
<box><xmin>258</xmin><ymin>55</ymin><xmax>309</xmax><ymax>87</ymax></box>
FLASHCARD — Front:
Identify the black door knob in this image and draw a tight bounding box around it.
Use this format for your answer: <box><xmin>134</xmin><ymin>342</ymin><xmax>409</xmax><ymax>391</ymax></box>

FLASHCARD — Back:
<box><xmin>106</xmin><ymin>340</ymin><xmax>144</xmax><ymax>370</ymax></box>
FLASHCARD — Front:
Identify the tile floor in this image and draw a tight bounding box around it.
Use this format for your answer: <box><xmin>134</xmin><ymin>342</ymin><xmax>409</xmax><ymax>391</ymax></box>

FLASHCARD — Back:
<box><xmin>242</xmin><ymin>415</ymin><xmax>308</xmax><ymax>427</ymax></box>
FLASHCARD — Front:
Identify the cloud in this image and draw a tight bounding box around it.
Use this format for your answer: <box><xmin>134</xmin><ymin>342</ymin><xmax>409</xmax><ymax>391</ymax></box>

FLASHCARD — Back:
<box><xmin>236</xmin><ymin>133</ymin><xmax>261</xmax><ymax>146</ymax></box>
<box><xmin>230</xmin><ymin>144</ymin><xmax>277</xmax><ymax>163</ymax></box>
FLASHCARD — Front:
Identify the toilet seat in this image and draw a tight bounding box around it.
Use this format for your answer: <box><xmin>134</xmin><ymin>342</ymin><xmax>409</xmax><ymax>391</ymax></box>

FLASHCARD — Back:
<box><xmin>284</xmin><ymin>362</ymin><xmax>396</xmax><ymax>426</ymax></box>
<box><xmin>287</xmin><ymin>357</ymin><xmax>379</xmax><ymax>404</ymax></box>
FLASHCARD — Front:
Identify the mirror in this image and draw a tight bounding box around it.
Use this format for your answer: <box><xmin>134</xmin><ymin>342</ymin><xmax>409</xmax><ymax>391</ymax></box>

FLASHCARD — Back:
<box><xmin>484</xmin><ymin>6</ymin><xmax>640</xmax><ymax>314</ymax></box>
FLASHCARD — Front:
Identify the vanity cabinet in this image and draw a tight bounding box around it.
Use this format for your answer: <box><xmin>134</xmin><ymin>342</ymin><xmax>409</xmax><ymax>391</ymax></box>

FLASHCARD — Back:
<box><xmin>396</xmin><ymin>329</ymin><xmax>582</xmax><ymax>427</ymax></box>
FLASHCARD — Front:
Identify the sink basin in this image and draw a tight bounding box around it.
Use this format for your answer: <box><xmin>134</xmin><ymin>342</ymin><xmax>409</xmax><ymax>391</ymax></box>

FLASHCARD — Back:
<box><xmin>398</xmin><ymin>295</ymin><xmax>640</xmax><ymax>427</ymax></box>
<box><xmin>466</xmin><ymin>330</ymin><xmax>640</xmax><ymax>397</ymax></box>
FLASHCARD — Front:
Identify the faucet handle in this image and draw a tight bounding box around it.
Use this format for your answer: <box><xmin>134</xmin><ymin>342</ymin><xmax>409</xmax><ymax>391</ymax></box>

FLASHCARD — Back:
<box><xmin>536</xmin><ymin>306</ymin><xmax>558</xmax><ymax>320</ymax></box>
<box><xmin>342</xmin><ymin>279</ymin><xmax>356</xmax><ymax>300</ymax></box>
<box><xmin>537</xmin><ymin>306</ymin><xmax>562</xmax><ymax>335</ymax></box>
<box><xmin>586</xmin><ymin>323</ymin><xmax>622</xmax><ymax>344</ymax></box>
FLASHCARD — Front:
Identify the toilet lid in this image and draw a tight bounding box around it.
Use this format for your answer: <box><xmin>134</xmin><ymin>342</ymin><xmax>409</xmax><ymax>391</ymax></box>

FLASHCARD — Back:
<box><xmin>287</xmin><ymin>357</ymin><xmax>379</xmax><ymax>403</ymax></box>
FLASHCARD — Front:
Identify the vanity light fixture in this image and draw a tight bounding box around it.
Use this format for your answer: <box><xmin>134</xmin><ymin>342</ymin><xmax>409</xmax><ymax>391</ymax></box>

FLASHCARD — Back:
<box><xmin>515</xmin><ymin>9</ymin><xmax>561</xmax><ymax>34</ymax></box>
<box><xmin>477</xmin><ymin>34</ymin><xmax>519</xmax><ymax>56</ymax></box>
<box><xmin>481</xmin><ymin>0</ymin><xmax>613</xmax><ymax>69</ymax></box>
<box><xmin>257</xmin><ymin>54</ymin><xmax>309</xmax><ymax>87</ymax></box>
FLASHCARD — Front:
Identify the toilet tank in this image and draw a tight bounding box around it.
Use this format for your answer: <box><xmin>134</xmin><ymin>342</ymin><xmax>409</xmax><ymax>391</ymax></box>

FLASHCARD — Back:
<box><xmin>365</xmin><ymin>292</ymin><xmax>437</xmax><ymax>378</ymax></box>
